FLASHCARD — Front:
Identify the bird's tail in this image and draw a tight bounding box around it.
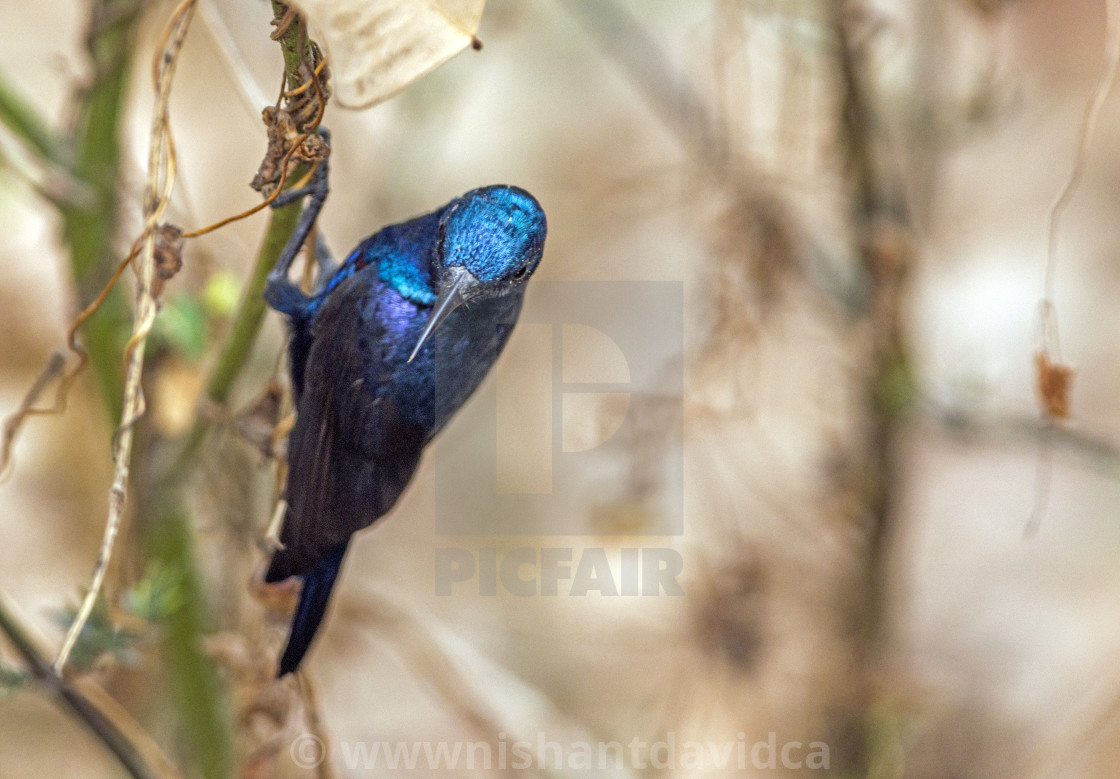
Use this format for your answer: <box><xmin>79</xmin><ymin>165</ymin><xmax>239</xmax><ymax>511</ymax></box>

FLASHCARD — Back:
<box><xmin>278</xmin><ymin>541</ymin><xmax>349</xmax><ymax>676</ymax></box>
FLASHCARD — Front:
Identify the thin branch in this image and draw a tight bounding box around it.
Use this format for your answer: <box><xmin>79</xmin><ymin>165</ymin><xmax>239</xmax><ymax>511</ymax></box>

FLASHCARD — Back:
<box><xmin>834</xmin><ymin>0</ymin><xmax>910</xmax><ymax>609</ymax></box>
<box><xmin>927</xmin><ymin>405</ymin><xmax>1120</xmax><ymax>479</ymax></box>
<box><xmin>559</xmin><ymin>0</ymin><xmax>860</xmax><ymax>313</ymax></box>
<box><xmin>0</xmin><ymin>591</ymin><xmax>176</xmax><ymax>779</ymax></box>
<box><xmin>0</xmin><ymin>353</ymin><xmax>66</xmax><ymax>482</ymax></box>
<box><xmin>0</xmin><ymin>129</ymin><xmax>92</xmax><ymax>210</ymax></box>
<box><xmin>0</xmin><ymin>240</ymin><xmax>143</xmax><ymax>487</ymax></box>
<box><xmin>295</xmin><ymin>672</ymin><xmax>336</xmax><ymax>779</ymax></box>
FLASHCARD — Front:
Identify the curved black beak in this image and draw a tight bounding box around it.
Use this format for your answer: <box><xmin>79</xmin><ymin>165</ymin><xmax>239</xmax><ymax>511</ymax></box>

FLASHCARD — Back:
<box><xmin>408</xmin><ymin>266</ymin><xmax>480</xmax><ymax>362</ymax></box>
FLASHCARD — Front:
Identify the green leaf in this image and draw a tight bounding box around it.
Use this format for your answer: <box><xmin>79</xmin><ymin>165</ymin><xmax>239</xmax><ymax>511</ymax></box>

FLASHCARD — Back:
<box><xmin>875</xmin><ymin>340</ymin><xmax>918</xmax><ymax>420</ymax></box>
<box><xmin>52</xmin><ymin>595</ymin><xmax>143</xmax><ymax>672</ymax></box>
<box><xmin>124</xmin><ymin>560</ymin><xmax>189</xmax><ymax>622</ymax></box>
<box><xmin>201</xmin><ymin>270</ymin><xmax>241</xmax><ymax>319</ymax></box>
<box><xmin>0</xmin><ymin>665</ymin><xmax>27</xmax><ymax>696</ymax></box>
<box><xmin>151</xmin><ymin>296</ymin><xmax>208</xmax><ymax>360</ymax></box>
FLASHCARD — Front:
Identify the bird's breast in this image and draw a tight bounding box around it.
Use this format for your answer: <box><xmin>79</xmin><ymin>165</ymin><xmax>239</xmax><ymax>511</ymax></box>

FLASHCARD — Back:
<box><xmin>306</xmin><ymin>270</ymin><xmax>524</xmax><ymax>440</ymax></box>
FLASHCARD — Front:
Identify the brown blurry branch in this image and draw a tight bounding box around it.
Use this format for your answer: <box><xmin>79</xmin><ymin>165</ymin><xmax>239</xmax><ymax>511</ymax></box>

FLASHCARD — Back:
<box><xmin>564</xmin><ymin>8</ymin><xmax>915</xmax><ymax>771</ymax></box>
<box><xmin>834</xmin><ymin>0</ymin><xmax>912</xmax><ymax>630</ymax></box>
<box><xmin>0</xmin><ymin>353</ymin><xmax>66</xmax><ymax>482</ymax></box>
<box><xmin>830</xmin><ymin>1</ymin><xmax>916</xmax><ymax>773</ymax></box>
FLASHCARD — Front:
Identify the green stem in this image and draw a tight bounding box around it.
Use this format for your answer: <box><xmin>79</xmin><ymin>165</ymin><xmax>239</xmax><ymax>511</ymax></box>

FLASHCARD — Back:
<box><xmin>174</xmin><ymin>0</ymin><xmax>320</xmax><ymax>466</ymax></box>
<box><xmin>142</xmin><ymin>502</ymin><xmax>231</xmax><ymax>779</ymax></box>
<box><xmin>2</xmin><ymin>1</ymin><xmax>314</xmax><ymax>776</ymax></box>
<box><xmin>54</xmin><ymin>4</ymin><xmax>234</xmax><ymax>775</ymax></box>
<box><xmin>141</xmin><ymin>7</ymin><xmax>324</xmax><ymax>776</ymax></box>
<box><xmin>60</xmin><ymin>0</ymin><xmax>145</xmax><ymax>420</ymax></box>
<box><xmin>174</xmin><ymin>199</ymin><xmax>303</xmax><ymax>469</ymax></box>
<box><xmin>207</xmin><ymin>203</ymin><xmax>302</xmax><ymax>405</ymax></box>
<box><xmin>271</xmin><ymin>0</ymin><xmax>310</xmax><ymax>82</ymax></box>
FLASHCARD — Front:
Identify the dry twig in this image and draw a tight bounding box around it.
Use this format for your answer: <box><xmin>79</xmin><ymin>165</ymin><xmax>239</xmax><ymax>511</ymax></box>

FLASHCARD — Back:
<box><xmin>1036</xmin><ymin>0</ymin><xmax>1120</xmax><ymax>375</ymax></box>
<box><xmin>55</xmin><ymin>0</ymin><xmax>199</xmax><ymax>674</ymax></box>
<box><xmin>0</xmin><ymin>589</ymin><xmax>179</xmax><ymax>779</ymax></box>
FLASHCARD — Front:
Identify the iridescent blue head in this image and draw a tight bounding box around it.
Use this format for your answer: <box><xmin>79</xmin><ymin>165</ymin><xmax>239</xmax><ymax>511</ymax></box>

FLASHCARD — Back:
<box><xmin>439</xmin><ymin>185</ymin><xmax>546</xmax><ymax>284</ymax></box>
<box><xmin>409</xmin><ymin>185</ymin><xmax>547</xmax><ymax>361</ymax></box>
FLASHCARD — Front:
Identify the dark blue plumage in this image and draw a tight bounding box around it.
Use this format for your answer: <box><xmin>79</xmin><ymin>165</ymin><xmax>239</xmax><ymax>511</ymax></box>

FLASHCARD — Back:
<box><xmin>264</xmin><ymin>183</ymin><xmax>547</xmax><ymax>675</ymax></box>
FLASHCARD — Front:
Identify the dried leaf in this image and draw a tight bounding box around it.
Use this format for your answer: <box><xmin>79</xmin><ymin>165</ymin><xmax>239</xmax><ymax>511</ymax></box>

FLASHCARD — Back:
<box><xmin>151</xmin><ymin>223</ymin><xmax>184</xmax><ymax>299</ymax></box>
<box><xmin>1034</xmin><ymin>351</ymin><xmax>1074</xmax><ymax>420</ymax></box>
<box><xmin>293</xmin><ymin>0</ymin><xmax>487</xmax><ymax>109</ymax></box>
<box><xmin>232</xmin><ymin>382</ymin><xmax>289</xmax><ymax>461</ymax></box>
<box><xmin>251</xmin><ymin>107</ymin><xmax>330</xmax><ymax>196</ymax></box>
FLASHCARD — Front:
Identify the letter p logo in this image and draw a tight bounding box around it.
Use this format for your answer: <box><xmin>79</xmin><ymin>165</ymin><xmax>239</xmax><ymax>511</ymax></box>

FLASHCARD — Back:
<box><xmin>434</xmin><ymin>281</ymin><xmax>683</xmax><ymax>537</ymax></box>
<box><xmin>494</xmin><ymin>322</ymin><xmax>633</xmax><ymax>494</ymax></box>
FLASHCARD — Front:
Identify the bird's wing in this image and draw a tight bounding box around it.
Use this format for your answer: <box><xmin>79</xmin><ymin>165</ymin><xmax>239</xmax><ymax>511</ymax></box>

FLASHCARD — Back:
<box><xmin>266</xmin><ymin>275</ymin><xmax>426</xmax><ymax>581</ymax></box>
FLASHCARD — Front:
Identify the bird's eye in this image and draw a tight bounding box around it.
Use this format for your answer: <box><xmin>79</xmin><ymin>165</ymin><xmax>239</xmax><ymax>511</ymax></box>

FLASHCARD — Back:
<box><xmin>512</xmin><ymin>266</ymin><xmax>529</xmax><ymax>281</ymax></box>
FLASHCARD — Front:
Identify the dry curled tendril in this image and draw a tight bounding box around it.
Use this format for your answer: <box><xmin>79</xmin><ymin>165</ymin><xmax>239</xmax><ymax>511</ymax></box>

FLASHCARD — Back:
<box><xmin>254</xmin><ymin>8</ymin><xmax>330</xmax><ymax>197</ymax></box>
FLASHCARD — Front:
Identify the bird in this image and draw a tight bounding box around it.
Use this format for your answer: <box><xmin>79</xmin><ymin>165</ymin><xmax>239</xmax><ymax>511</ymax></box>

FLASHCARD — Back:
<box><xmin>262</xmin><ymin>182</ymin><xmax>547</xmax><ymax>675</ymax></box>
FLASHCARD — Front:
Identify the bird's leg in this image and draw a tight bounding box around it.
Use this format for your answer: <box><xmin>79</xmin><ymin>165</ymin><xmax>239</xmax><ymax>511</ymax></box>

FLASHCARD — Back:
<box><xmin>311</xmin><ymin>233</ymin><xmax>338</xmax><ymax>293</ymax></box>
<box><xmin>264</xmin><ymin>132</ymin><xmax>332</xmax><ymax>317</ymax></box>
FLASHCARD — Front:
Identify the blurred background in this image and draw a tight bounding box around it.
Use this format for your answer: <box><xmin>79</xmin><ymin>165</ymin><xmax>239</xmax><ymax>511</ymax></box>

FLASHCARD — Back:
<box><xmin>3</xmin><ymin>0</ymin><xmax>1120</xmax><ymax>776</ymax></box>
